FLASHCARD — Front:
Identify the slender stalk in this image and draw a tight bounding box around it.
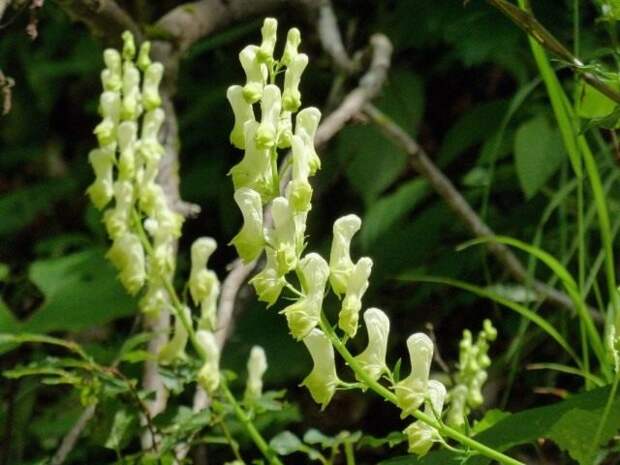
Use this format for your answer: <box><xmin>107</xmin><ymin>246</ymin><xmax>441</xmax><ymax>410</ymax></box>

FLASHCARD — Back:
<box><xmin>318</xmin><ymin>315</ymin><xmax>525</xmax><ymax>465</ymax></box>
<box><xmin>220</xmin><ymin>380</ymin><xmax>284</xmax><ymax>465</ymax></box>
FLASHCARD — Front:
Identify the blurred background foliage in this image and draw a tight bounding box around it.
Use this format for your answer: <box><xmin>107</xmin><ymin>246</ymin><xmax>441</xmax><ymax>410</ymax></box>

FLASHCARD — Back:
<box><xmin>1</xmin><ymin>0</ymin><xmax>619</xmax><ymax>464</ymax></box>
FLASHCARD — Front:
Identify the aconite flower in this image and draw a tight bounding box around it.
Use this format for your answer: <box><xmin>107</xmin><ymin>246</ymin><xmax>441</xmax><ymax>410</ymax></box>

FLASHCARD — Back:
<box><xmin>338</xmin><ymin>257</ymin><xmax>373</xmax><ymax>337</ymax></box>
<box><xmin>142</xmin><ymin>62</ymin><xmax>163</xmax><ymax>111</ymax></box>
<box><xmin>239</xmin><ymin>45</ymin><xmax>267</xmax><ymax>103</ymax></box>
<box><xmin>281</xmin><ymin>27</ymin><xmax>301</xmax><ymax>66</ymax></box>
<box><xmin>196</xmin><ymin>330</ymin><xmax>221</xmax><ymax>394</ymax></box>
<box><xmin>87</xmin><ymin>147</ymin><xmax>115</xmax><ymax>209</ymax></box>
<box><xmin>227</xmin><ymin>85</ymin><xmax>255</xmax><ymax>149</ymax></box>
<box><xmin>281</xmin><ymin>253</ymin><xmax>329</xmax><ymax>340</ymax></box>
<box><xmin>250</xmin><ymin>248</ymin><xmax>286</xmax><ymax>306</ymax></box>
<box><xmin>245</xmin><ymin>345</ymin><xmax>268</xmax><ymax>401</ymax></box>
<box><xmin>295</xmin><ymin>107</ymin><xmax>321</xmax><ymax>174</ymax></box>
<box><xmin>159</xmin><ymin>306</ymin><xmax>191</xmax><ymax>364</ymax></box>
<box><xmin>329</xmin><ymin>214</ymin><xmax>362</xmax><ymax>296</ymax></box>
<box><xmin>256</xmin><ymin>84</ymin><xmax>282</xmax><ymax>149</ymax></box>
<box><xmin>257</xmin><ymin>18</ymin><xmax>278</xmax><ymax>62</ymax></box>
<box><xmin>94</xmin><ymin>91</ymin><xmax>120</xmax><ymax>147</ymax></box>
<box><xmin>282</xmin><ymin>53</ymin><xmax>308</xmax><ymax>112</ymax></box>
<box><xmin>404</xmin><ymin>380</ymin><xmax>447</xmax><ymax>456</ymax></box>
<box><xmin>189</xmin><ymin>237</ymin><xmax>219</xmax><ymax>330</ymax></box>
<box><xmin>394</xmin><ymin>333</ymin><xmax>434</xmax><ymax>417</ymax></box>
<box><xmin>354</xmin><ymin>308</ymin><xmax>390</xmax><ymax>381</ymax></box>
<box><xmin>268</xmin><ymin>196</ymin><xmax>299</xmax><ymax>275</ymax></box>
<box><xmin>302</xmin><ymin>329</ymin><xmax>340</xmax><ymax>409</ymax></box>
<box><xmin>230</xmin><ymin>187</ymin><xmax>264</xmax><ymax>263</ymax></box>
<box><xmin>286</xmin><ymin>134</ymin><xmax>313</xmax><ymax>213</ymax></box>
<box><xmin>106</xmin><ymin>232</ymin><xmax>145</xmax><ymax>295</ymax></box>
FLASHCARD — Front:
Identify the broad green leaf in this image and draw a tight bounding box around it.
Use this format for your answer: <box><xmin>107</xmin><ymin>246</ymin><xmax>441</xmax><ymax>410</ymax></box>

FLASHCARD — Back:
<box><xmin>576</xmin><ymin>79</ymin><xmax>619</xmax><ymax>121</ymax></box>
<box><xmin>514</xmin><ymin>115</ymin><xmax>565</xmax><ymax>199</ymax></box>
<box><xmin>381</xmin><ymin>386</ymin><xmax>620</xmax><ymax>465</ymax></box>
<box><xmin>361</xmin><ymin>179</ymin><xmax>429</xmax><ymax>249</ymax></box>
<box><xmin>338</xmin><ymin>124</ymin><xmax>408</xmax><ymax>206</ymax></box>
<box><xmin>24</xmin><ymin>248</ymin><xmax>135</xmax><ymax>334</ymax></box>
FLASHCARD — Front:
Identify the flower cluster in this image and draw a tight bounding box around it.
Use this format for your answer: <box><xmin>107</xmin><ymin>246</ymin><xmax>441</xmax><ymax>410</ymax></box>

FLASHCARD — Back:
<box><xmin>227</xmin><ymin>19</ymin><xmax>453</xmax><ymax>455</ymax></box>
<box><xmin>88</xmin><ymin>32</ymin><xmax>222</xmax><ymax>388</ymax></box>
<box><xmin>446</xmin><ymin>319</ymin><xmax>497</xmax><ymax>427</ymax></box>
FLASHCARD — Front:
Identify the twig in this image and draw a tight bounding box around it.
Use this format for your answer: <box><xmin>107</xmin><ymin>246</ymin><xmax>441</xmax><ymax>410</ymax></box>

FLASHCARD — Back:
<box><xmin>54</xmin><ymin>0</ymin><xmax>141</xmax><ymax>44</ymax></box>
<box><xmin>50</xmin><ymin>404</ymin><xmax>96</xmax><ymax>465</ymax></box>
<box><xmin>363</xmin><ymin>103</ymin><xmax>586</xmax><ymax>315</ymax></box>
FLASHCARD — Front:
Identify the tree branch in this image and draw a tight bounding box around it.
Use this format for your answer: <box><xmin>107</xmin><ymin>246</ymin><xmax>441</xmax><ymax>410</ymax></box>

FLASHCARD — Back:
<box><xmin>54</xmin><ymin>0</ymin><xmax>141</xmax><ymax>44</ymax></box>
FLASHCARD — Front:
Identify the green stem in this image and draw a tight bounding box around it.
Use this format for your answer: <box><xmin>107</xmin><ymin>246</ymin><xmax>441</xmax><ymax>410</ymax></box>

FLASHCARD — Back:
<box><xmin>221</xmin><ymin>380</ymin><xmax>284</xmax><ymax>465</ymax></box>
<box><xmin>318</xmin><ymin>315</ymin><xmax>524</xmax><ymax>465</ymax></box>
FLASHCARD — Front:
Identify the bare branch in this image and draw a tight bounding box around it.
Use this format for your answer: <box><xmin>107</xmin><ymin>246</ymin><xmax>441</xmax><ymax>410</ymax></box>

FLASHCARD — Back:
<box><xmin>54</xmin><ymin>0</ymin><xmax>141</xmax><ymax>44</ymax></box>
<box><xmin>50</xmin><ymin>404</ymin><xmax>96</xmax><ymax>465</ymax></box>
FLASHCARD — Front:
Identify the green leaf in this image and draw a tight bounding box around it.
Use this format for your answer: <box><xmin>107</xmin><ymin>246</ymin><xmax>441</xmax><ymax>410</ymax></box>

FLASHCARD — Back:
<box><xmin>0</xmin><ymin>180</ymin><xmax>76</xmax><ymax>237</ymax></box>
<box><xmin>378</xmin><ymin>69</ymin><xmax>425</xmax><ymax>136</ymax></box>
<box><xmin>358</xmin><ymin>431</ymin><xmax>407</xmax><ymax>448</ymax></box>
<box><xmin>361</xmin><ymin>179</ymin><xmax>429</xmax><ymax>249</ymax></box>
<box><xmin>514</xmin><ymin>115</ymin><xmax>565</xmax><ymax>199</ymax></box>
<box><xmin>104</xmin><ymin>409</ymin><xmax>137</xmax><ymax>450</ymax></box>
<box><xmin>381</xmin><ymin>386</ymin><xmax>620</xmax><ymax>465</ymax></box>
<box><xmin>23</xmin><ymin>248</ymin><xmax>136</xmax><ymax>334</ymax></box>
<box><xmin>269</xmin><ymin>431</ymin><xmax>304</xmax><ymax>455</ymax></box>
<box><xmin>576</xmin><ymin>79</ymin><xmax>620</xmax><ymax>121</ymax></box>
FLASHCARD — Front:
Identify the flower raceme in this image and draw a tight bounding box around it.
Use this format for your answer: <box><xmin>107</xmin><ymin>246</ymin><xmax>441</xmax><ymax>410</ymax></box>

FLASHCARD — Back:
<box><xmin>226</xmin><ymin>18</ymin><xmax>463</xmax><ymax>457</ymax></box>
<box><xmin>88</xmin><ymin>32</ymin><xmax>223</xmax><ymax>380</ymax></box>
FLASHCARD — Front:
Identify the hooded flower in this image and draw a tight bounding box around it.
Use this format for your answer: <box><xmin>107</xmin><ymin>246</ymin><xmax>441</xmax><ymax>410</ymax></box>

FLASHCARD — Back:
<box><xmin>189</xmin><ymin>237</ymin><xmax>219</xmax><ymax>331</ymax></box>
<box><xmin>281</xmin><ymin>253</ymin><xmax>329</xmax><ymax>340</ymax></box>
<box><xmin>338</xmin><ymin>257</ymin><xmax>373</xmax><ymax>337</ymax></box>
<box><xmin>354</xmin><ymin>308</ymin><xmax>390</xmax><ymax>381</ymax></box>
<box><xmin>329</xmin><ymin>214</ymin><xmax>362</xmax><ymax>296</ymax></box>
<box><xmin>282</xmin><ymin>53</ymin><xmax>308</xmax><ymax>112</ymax></box>
<box><xmin>106</xmin><ymin>232</ymin><xmax>145</xmax><ymax>295</ymax></box>
<box><xmin>245</xmin><ymin>345</ymin><xmax>268</xmax><ymax>401</ymax></box>
<box><xmin>256</xmin><ymin>84</ymin><xmax>282</xmax><ymax>149</ymax></box>
<box><xmin>286</xmin><ymin>134</ymin><xmax>313</xmax><ymax>213</ymax></box>
<box><xmin>87</xmin><ymin>147</ymin><xmax>115</xmax><ymax>209</ymax></box>
<box><xmin>230</xmin><ymin>187</ymin><xmax>264</xmax><ymax>262</ymax></box>
<box><xmin>267</xmin><ymin>196</ymin><xmax>300</xmax><ymax>275</ymax></box>
<box><xmin>295</xmin><ymin>107</ymin><xmax>321</xmax><ymax>174</ymax></box>
<box><xmin>142</xmin><ymin>62</ymin><xmax>163</xmax><ymax>111</ymax></box>
<box><xmin>159</xmin><ymin>306</ymin><xmax>191</xmax><ymax>364</ymax></box>
<box><xmin>229</xmin><ymin>121</ymin><xmax>276</xmax><ymax>200</ymax></box>
<box><xmin>404</xmin><ymin>380</ymin><xmax>447</xmax><ymax>456</ymax></box>
<box><xmin>101</xmin><ymin>49</ymin><xmax>122</xmax><ymax>92</ymax></box>
<box><xmin>257</xmin><ymin>18</ymin><xmax>278</xmax><ymax>62</ymax></box>
<box><xmin>117</xmin><ymin>121</ymin><xmax>137</xmax><ymax>181</ymax></box>
<box><xmin>250</xmin><ymin>248</ymin><xmax>286</xmax><ymax>306</ymax></box>
<box><xmin>395</xmin><ymin>333</ymin><xmax>434</xmax><ymax>417</ymax></box>
<box><xmin>94</xmin><ymin>91</ymin><xmax>120</xmax><ymax>147</ymax></box>
<box><xmin>196</xmin><ymin>330</ymin><xmax>221</xmax><ymax>394</ymax></box>
<box><xmin>239</xmin><ymin>45</ymin><xmax>267</xmax><ymax>103</ymax></box>
<box><xmin>281</xmin><ymin>27</ymin><xmax>301</xmax><ymax>67</ymax></box>
<box><xmin>227</xmin><ymin>85</ymin><xmax>255</xmax><ymax>149</ymax></box>
<box><xmin>302</xmin><ymin>329</ymin><xmax>340</xmax><ymax>409</ymax></box>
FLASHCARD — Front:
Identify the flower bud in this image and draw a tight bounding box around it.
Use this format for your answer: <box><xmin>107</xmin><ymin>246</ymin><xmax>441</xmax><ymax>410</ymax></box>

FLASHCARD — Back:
<box><xmin>121</xmin><ymin>61</ymin><xmax>142</xmax><ymax>120</ymax></box>
<box><xmin>227</xmin><ymin>85</ymin><xmax>255</xmax><ymax>149</ymax></box>
<box><xmin>257</xmin><ymin>18</ymin><xmax>278</xmax><ymax>62</ymax></box>
<box><xmin>121</xmin><ymin>30</ymin><xmax>136</xmax><ymax>61</ymax></box>
<box><xmin>329</xmin><ymin>214</ymin><xmax>362</xmax><ymax>296</ymax></box>
<box><xmin>302</xmin><ymin>329</ymin><xmax>340</xmax><ymax>409</ymax></box>
<box><xmin>196</xmin><ymin>329</ymin><xmax>221</xmax><ymax>394</ymax></box>
<box><xmin>338</xmin><ymin>257</ymin><xmax>372</xmax><ymax>337</ymax></box>
<box><xmin>137</xmin><ymin>41</ymin><xmax>152</xmax><ymax>71</ymax></box>
<box><xmin>354</xmin><ymin>308</ymin><xmax>390</xmax><ymax>381</ymax></box>
<box><xmin>281</xmin><ymin>28</ymin><xmax>301</xmax><ymax>67</ymax></box>
<box><xmin>159</xmin><ymin>306</ymin><xmax>191</xmax><ymax>364</ymax></box>
<box><xmin>256</xmin><ymin>84</ymin><xmax>282</xmax><ymax>149</ymax></box>
<box><xmin>282</xmin><ymin>53</ymin><xmax>308</xmax><ymax>112</ymax></box>
<box><xmin>230</xmin><ymin>187</ymin><xmax>264</xmax><ymax>262</ymax></box>
<box><xmin>101</xmin><ymin>49</ymin><xmax>122</xmax><ymax>91</ymax></box>
<box><xmin>245</xmin><ymin>345</ymin><xmax>268</xmax><ymax>401</ymax></box>
<box><xmin>106</xmin><ymin>232</ymin><xmax>145</xmax><ymax>295</ymax></box>
<box><xmin>229</xmin><ymin>121</ymin><xmax>276</xmax><ymax>201</ymax></box>
<box><xmin>142</xmin><ymin>62</ymin><xmax>163</xmax><ymax>111</ymax></box>
<box><xmin>87</xmin><ymin>147</ymin><xmax>115</xmax><ymax>209</ymax></box>
<box><xmin>295</xmin><ymin>107</ymin><xmax>321</xmax><ymax>174</ymax></box>
<box><xmin>395</xmin><ymin>333</ymin><xmax>433</xmax><ymax>417</ymax></box>
<box><xmin>446</xmin><ymin>384</ymin><xmax>468</xmax><ymax>427</ymax></box>
<box><xmin>281</xmin><ymin>253</ymin><xmax>329</xmax><ymax>340</ymax></box>
<box><xmin>239</xmin><ymin>45</ymin><xmax>267</xmax><ymax>103</ymax></box>
<box><xmin>117</xmin><ymin>121</ymin><xmax>138</xmax><ymax>180</ymax></box>
<box><xmin>250</xmin><ymin>249</ymin><xmax>286</xmax><ymax>306</ymax></box>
